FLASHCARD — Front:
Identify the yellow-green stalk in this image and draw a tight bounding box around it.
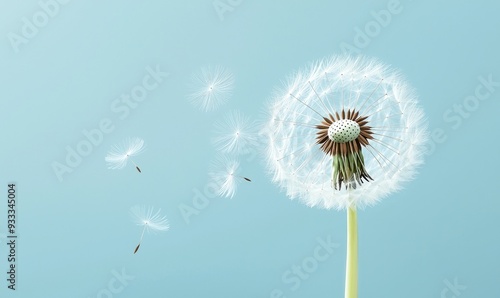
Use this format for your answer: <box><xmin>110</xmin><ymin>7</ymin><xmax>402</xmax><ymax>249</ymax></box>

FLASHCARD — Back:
<box><xmin>345</xmin><ymin>205</ymin><xmax>358</xmax><ymax>298</ymax></box>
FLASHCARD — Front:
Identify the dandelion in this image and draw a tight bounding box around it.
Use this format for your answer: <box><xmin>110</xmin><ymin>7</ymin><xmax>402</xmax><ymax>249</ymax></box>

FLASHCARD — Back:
<box><xmin>130</xmin><ymin>205</ymin><xmax>169</xmax><ymax>254</ymax></box>
<box><xmin>208</xmin><ymin>155</ymin><xmax>251</xmax><ymax>199</ymax></box>
<box><xmin>187</xmin><ymin>65</ymin><xmax>235</xmax><ymax>112</ymax></box>
<box><xmin>212</xmin><ymin>110</ymin><xmax>259</xmax><ymax>154</ymax></box>
<box><xmin>105</xmin><ymin>137</ymin><xmax>145</xmax><ymax>173</ymax></box>
<box><xmin>263</xmin><ymin>55</ymin><xmax>428</xmax><ymax>298</ymax></box>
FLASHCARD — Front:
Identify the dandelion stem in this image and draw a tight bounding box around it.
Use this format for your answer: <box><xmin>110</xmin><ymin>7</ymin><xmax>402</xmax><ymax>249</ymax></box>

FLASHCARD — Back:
<box><xmin>345</xmin><ymin>205</ymin><xmax>358</xmax><ymax>298</ymax></box>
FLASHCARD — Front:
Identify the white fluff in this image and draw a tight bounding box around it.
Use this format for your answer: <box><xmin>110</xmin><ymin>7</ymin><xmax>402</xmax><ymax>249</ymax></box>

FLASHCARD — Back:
<box><xmin>105</xmin><ymin>137</ymin><xmax>146</xmax><ymax>170</ymax></box>
<box><xmin>208</xmin><ymin>155</ymin><xmax>242</xmax><ymax>199</ymax></box>
<box><xmin>187</xmin><ymin>65</ymin><xmax>235</xmax><ymax>112</ymax></box>
<box><xmin>212</xmin><ymin>110</ymin><xmax>259</xmax><ymax>154</ymax></box>
<box><xmin>130</xmin><ymin>205</ymin><xmax>170</xmax><ymax>232</ymax></box>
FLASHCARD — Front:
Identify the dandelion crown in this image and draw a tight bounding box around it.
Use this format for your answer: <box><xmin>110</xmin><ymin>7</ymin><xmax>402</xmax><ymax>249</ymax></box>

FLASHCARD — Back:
<box><xmin>264</xmin><ymin>55</ymin><xmax>427</xmax><ymax>210</ymax></box>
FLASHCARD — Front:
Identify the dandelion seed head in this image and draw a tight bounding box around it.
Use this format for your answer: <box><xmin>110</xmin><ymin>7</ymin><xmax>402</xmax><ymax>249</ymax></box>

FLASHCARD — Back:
<box><xmin>263</xmin><ymin>55</ymin><xmax>428</xmax><ymax>210</ymax></box>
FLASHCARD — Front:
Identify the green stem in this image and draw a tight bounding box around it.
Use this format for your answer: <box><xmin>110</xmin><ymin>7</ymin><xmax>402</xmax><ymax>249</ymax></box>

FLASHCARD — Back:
<box><xmin>345</xmin><ymin>205</ymin><xmax>358</xmax><ymax>298</ymax></box>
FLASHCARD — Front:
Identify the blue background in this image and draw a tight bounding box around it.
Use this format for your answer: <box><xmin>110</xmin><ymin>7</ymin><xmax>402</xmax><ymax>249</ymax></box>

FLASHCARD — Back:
<box><xmin>1</xmin><ymin>0</ymin><xmax>499</xmax><ymax>297</ymax></box>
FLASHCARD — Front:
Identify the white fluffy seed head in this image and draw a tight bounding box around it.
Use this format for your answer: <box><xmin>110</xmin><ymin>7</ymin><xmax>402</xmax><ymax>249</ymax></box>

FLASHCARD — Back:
<box><xmin>262</xmin><ymin>55</ymin><xmax>429</xmax><ymax>210</ymax></box>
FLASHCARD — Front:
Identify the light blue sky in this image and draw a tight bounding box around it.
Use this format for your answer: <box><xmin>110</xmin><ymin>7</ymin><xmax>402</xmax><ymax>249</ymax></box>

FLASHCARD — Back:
<box><xmin>1</xmin><ymin>1</ymin><xmax>499</xmax><ymax>297</ymax></box>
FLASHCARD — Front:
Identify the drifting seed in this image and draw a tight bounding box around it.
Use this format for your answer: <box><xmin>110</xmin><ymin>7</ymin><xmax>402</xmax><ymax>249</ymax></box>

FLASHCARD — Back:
<box><xmin>134</xmin><ymin>243</ymin><xmax>141</xmax><ymax>254</ymax></box>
